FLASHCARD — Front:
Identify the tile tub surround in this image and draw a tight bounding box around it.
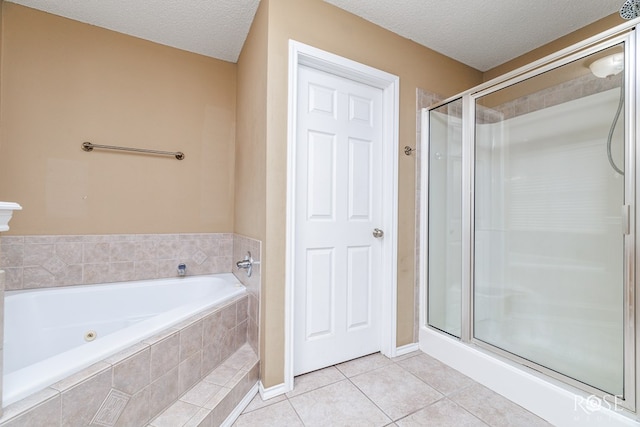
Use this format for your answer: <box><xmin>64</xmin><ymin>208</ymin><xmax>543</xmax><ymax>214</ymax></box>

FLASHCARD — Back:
<box><xmin>150</xmin><ymin>344</ymin><xmax>259</xmax><ymax>427</ymax></box>
<box><xmin>232</xmin><ymin>234</ymin><xmax>260</xmax><ymax>357</ymax></box>
<box><xmin>0</xmin><ymin>294</ymin><xmax>250</xmax><ymax>426</ymax></box>
<box><xmin>0</xmin><ymin>233</ymin><xmax>233</xmax><ymax>290</ymax></box>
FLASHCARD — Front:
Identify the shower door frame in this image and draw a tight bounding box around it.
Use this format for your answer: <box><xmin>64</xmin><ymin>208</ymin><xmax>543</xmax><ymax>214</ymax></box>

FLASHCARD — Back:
<box><xmin>420</xmin><ymin>25</ymin><xmax>639</xmax><ymax>419</ymax></box>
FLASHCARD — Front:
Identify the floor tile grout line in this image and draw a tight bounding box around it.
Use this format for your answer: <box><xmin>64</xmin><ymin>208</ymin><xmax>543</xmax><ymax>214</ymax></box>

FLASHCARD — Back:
<box><xmin>345</xmin><ymin>373</ymin><xmax>395</xmax><ymax>424</ymax></box>
<box><xmin>283</xmin><ymin>395</ymin><xmax>307</xmax><ymax>427</ymax></box>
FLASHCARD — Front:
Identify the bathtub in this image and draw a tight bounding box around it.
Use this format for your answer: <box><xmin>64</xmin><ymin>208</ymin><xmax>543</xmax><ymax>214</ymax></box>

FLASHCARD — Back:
<box><xmin>3</xmin><ymin>273</ymin><xmax>246</xmax><ymax>407</ymax></box>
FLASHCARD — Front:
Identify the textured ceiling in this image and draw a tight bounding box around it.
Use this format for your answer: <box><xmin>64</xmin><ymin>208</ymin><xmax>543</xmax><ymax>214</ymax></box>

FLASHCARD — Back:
<box><xmin>7</xmin><ymin>0</ymin><xmax>626</xmax><ymax>70</ymax></box>
<box><xmin>6</xmin><ymin>0</ymin><xmax>260</xmax><ymax>63</ymax></box>
<box><xmin>324</xmin><ymin>0</ymin><xmax>624</xmax><ymax>71</ymax></box>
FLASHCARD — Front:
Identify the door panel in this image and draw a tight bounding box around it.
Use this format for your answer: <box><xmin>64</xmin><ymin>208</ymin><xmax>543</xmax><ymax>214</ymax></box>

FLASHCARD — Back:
<box><xmin>294</xmin><ymin>65</ymin><xmax>383</xmax><ymax>375</ymax></box>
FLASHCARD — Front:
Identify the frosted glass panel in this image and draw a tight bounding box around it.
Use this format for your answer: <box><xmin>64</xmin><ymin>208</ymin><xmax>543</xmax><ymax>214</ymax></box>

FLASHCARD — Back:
<box><xmin>474</xmin><ymin>45</ymin><xmax>625</xmax><ymax>395</ymax></box>
<box><xmin>428</xmin><ymin>99</ymin><xmax>463</xmax><ymax>337</ymax></box>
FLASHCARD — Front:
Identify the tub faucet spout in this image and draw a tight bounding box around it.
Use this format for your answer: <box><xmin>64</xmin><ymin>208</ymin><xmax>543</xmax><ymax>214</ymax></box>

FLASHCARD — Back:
<box><xmin>177</xmin><ymin>263</ymin><xmax>187</xmax><ymax>277</ymax></box>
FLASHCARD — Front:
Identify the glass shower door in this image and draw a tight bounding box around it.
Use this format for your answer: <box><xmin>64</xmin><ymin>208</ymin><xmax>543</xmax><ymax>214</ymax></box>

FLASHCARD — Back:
<box><xmin>427</xmin><ymin>99</ymin><xmax>463</xmax><ymax>337</ymax></box>
<box><xmin>473</xmin><ymin>44</ymin><xmax>626</xmax><ymax>396</ymax></box>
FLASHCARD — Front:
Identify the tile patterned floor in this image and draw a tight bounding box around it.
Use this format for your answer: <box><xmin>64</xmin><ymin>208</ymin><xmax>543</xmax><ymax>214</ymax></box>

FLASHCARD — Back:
<box><xmin>233</xmin><ymin>351</ymin><xmax>552</xmax><ymax>427</ymax></box>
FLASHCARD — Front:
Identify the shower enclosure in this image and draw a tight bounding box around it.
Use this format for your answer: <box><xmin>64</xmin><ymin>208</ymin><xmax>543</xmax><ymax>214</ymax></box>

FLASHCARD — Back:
<box><xmin>422</xmin><ymin>28</ymin><xmax>637</xmax><ymax>422</ymax></box>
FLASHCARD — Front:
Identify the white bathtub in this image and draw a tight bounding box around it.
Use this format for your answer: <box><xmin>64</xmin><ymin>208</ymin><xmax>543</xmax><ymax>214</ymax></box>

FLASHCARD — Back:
<box><xmin>3</xmin><ymin>273</ymin><xmax>246</xmax><ymax>407</ymax></box>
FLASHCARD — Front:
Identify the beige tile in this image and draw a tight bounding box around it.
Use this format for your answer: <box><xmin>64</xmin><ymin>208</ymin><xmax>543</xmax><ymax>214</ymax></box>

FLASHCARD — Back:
<box><xmin>115</xmin><ymin>389</ymin><xmax>150</xmax><ymax>427</ymax></box>
<box><xmin>108</xmin><ymin>261</ymin><xmax>135</xmax><ymax>282</ymax></box>
<box><xmin>151</xmin><ymin>400</ymin><xmax>200</xmax><ymax>427</ymax></box>
<box><xmin>203</xmin><ymin>363</ymin><xmax>238</xmax><ymax>387</ymax></box>
<box><xmin>289</xmin><ymin>380</ymin><xmax>391</xmax><ymax>426</ymax></box>
<box><xmin>0</xmin><ymin>388</ymin><xmax>57</xmax><ymax>423</ymax></box>
<box><xmin>0</xmin><ymin>243</ymin><xmax>23</xmax><ymax>267</ymax></box>
<box><xmin>209</xmin><ymin>386</ymin><xmax>241</xmax><ymax>426</ymax></box>
<box><xmin>113</xmin><ymin>347</ymin><xmax>151</xmax><ymax>395</ymax></box>
<box><xmin>83</xmin><ymin>263</ymin><xmax>110</xmax><ymax>284</ymax></box>
<box><xmin>450</xmin><ymin>383</ymin><xmax>551</xmax><ymax>427</ymax></box>
<box><xmin>286</xmin><ymin>366</ymin><xmax>346</xmax><ymax>398</ymax></box>
<box><xmin>224</xmin><ymin>344</ymin><xmax>257</xmax><ymax>370</ymax></box>
<box><xmin>179</xmin><ymin>351</ymin><xmax>203</xmax><ymax>395</ymax></box>
<box><xmin>23</xmin><ymin>243</ymin><xmax>54</xmax><ymax>266</ymax></box>
<box><xmin>335</xmin><ymin>352</ymin><xmax>393</xmax><ymax>378</ymax></box>
<box><xmin>4</xmin><ymin>267</ymin><xmax>23</xmax><ymax>290</ymax></box>
<box><xmin>181</xmin><ymin>381</ymin><xmax>223</xmax><ymax>407</ymax></box>
<box><xmin>202</xmin><ymin>342</ymin><xmax>222</xmax><ymax>375</ymax></box>
<box><xmin>350</xmin><ymin>363</ymin><xmax>443</xmax><ymax>421</ymax></box>
<box><xmin>234</xmin><ymin>321</ymin><xmax>248</xmax><ymax>350</ymax></box>
<box><xmin>60</xmin><ymin>369</ymin><xmax>112</xmax><ymax>427</ymax></box>
<box><xmin>241</xmin><ymin>393</ymin><xmax>287</xmax><ymax>414</ymax></box>
<box><xmin>110</xmin><ymin>241</ymin><xmax>136</xmax><ymax>262</ymax></box>
<box><xmin>83</xmin><ymin>242</ymin><xmax>110</xmax><ymax>263</ymax></box>
<box><xmin>51</xmin><ymin>361</ymin><xmax>111</xmax><ymax>392</ymax></box>
<box><xmin>184</xmin><ymin>408</ymin><xmax>212</xmax><ymax>427</ymax></box>
<box><xmin>180</xmin><ymin>320</ymin><xmax>204</xmax><ymax>361</ymax></box>
<box><xmin>396</xmin><ymin>399</ymin><xmax>488</xmax><ymax>427</ymax></box>
<box><xmin>203</xmin><ymin>311</ymin><xmax>225</xmax><ymax>343</ymax></box>
<box><xmin>0</xmin><ymin>394</ymin><xmax>61</xmax><ymax>427</ymax></box>
<box><xmin>150</xmin><ymin>332</ymin><xmax>180</xmax><ymax>381</ymax></box>
<box><xmin>23</xmin><ymin>266</ymin><xmax>54</xmax><ymax>288</ymax></box>
<box><xmin>221</xmin><ymin>304</ymin><xmax>237</xmax><ymax>330</ymax></box>
<box><xmin>202</xmin><ymin>386</ymin><xmax>231</xmax><ymax>410</ymax></box>
<box><xmin>233</xmin><ymin>400</ymin><xmax>303</xmax><ymax>427</ymax></box>
<box><xmin>134</xmin><ymin>260</ymin><xmax>159</xmax><ymax>280</ymax></box>
<box><xmin>53</xmin><ymin>264</ymin><xmax>83</xmax><ymax>286</ymax></box>
<box><xmin>236</xmin><ymin>297</ymin><xmax>248</xmax><ymax>324</ymax></box>
<box><xmin>220</xmin><ymin>329</ymin><xmax>236</xmax><ymax>362</ymax></box>
<box><xmin>105</xmin><ymin>342</ymin><xmax>149</xmax><ymax>365</ymax></box>
<box><xmin>54</xmin><ymin>242</ymin><xmax>82</xmax><ymax>264</ymax></box>
<box><xmin>148</xmin><ymin>367</ymin><xmax>180</xmax><ymax>420</ymax></box>
<box><xmin>397</xmin><ymin>353</ymin><xmax>476</xmax><ymax>395</ymax></box>
<box><xmin>135</xmin><ymin>240</ymin><xmax>157</xmax><ymax>261</ymax></box>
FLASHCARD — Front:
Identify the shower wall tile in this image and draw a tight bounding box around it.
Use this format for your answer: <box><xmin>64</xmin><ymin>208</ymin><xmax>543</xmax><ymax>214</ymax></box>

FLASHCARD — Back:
<box><xmin>0</xmin><ymin>233</ymin><xmax>235</xmax><ymax>290</ymax></box>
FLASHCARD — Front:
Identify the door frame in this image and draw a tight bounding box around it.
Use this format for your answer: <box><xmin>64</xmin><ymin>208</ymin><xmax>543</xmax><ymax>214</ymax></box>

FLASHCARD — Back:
<box><xmin>284</xmin><ymin>40</ymin><xmax>399</xmax><ymax>392</ymax></box>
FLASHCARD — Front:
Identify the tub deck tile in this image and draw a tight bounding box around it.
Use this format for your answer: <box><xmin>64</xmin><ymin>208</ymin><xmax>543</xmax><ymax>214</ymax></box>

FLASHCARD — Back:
<box><xmin>149</xmin><ymin>344</ymin><xmax>259</xmax><ymax>427</ymax></box>
<box><xmin>105</xmin><ymin>342</ymin><xmax>150</xmax><ymax>365</ymax></box>
<box><xmin>50</xmin><ymin>361</ymin><xmax>112</xmax><ymax>392</ymax></box>
<box><xmin>0</xmin><ymin>388</ymin><xmax>60</xmax><ymax>425</ymax></box>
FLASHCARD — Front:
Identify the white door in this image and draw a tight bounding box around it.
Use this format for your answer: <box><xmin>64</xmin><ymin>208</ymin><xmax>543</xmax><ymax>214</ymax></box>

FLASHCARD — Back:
<box><xmin>293</xmin><ymin>64</ymin><xmax>384</xmax><ymax>375</ymax></box>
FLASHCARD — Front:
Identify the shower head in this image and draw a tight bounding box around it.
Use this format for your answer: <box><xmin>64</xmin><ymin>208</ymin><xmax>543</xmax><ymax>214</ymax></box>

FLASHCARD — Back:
<box><xmin>620</xmin><ymin>0</ymin><xmax>640</xmax><ymax>20</ymax></box>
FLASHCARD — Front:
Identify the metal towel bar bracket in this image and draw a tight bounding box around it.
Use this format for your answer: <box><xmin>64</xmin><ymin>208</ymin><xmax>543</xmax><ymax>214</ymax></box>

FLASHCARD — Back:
<box><xmin>81</xmin><ymin>141</ymin><xmax>185</xmax><ymax>160</ymax></box>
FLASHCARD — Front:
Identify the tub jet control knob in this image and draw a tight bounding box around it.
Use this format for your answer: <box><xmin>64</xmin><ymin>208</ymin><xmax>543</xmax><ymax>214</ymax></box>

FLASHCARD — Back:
<box><xmin>84</xmin><ymin>330</ymin><xmax>97</xmax><ymax>342</ymax></box>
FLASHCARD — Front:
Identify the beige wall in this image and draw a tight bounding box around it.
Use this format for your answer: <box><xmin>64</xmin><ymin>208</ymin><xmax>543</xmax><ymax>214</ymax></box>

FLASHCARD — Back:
<box><xmin>257</xmin><ymin>0</ymin><xmax>483</xmax><ymax>387</ymax></box>
<box><xmin>235</xmin><ymin>0</ymin><xmax>269</xmax><ymax>370</ymax></box>
<box><xmin>0</xmin><ymin>3</ymin><xmax>237</xmax><ymax>235</ymax></box>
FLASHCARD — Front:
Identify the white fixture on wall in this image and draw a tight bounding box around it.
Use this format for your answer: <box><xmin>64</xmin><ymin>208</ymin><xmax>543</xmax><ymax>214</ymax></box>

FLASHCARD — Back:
<box><xmin>0</xmin><ymin>202</ymin><xmax>22</xmax><ymax>232</ymax></box>
<box><xmin>589</xmin><ymin>52</ymin><xmax>624</xmax><ymax>78</ymax></box>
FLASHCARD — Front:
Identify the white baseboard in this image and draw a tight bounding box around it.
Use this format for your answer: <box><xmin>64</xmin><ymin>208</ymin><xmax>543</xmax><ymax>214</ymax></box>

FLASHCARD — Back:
<box><xmin>221</xmin><ymin>383</ymin><xmax>259</xmax><ymax>427</ymax></box>
<box><xmin>395</xmin><ymin>342</ymin><xmax>420</xmax><ymax>356</ymax></box>
<box><xmin>259</xmin><ymin>381</ymin><xmax>289</xmax><ymax>400</ymax></box>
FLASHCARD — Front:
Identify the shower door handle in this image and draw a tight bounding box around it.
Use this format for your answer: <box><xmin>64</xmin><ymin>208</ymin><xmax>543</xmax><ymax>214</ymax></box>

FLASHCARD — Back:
<box><xmin>622</xmin><ymin>204</ymin><xmax>630</xmax><ymax>235</ymax></box>
<box><xmin>373</xmin><ymin>228</ymin><xmax>384</xmax><ymax>238</ymax></box>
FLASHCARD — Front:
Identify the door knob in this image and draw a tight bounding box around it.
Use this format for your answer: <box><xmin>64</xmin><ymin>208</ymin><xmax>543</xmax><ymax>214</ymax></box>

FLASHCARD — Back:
<box><xmin>373</xmin><ymin>228</ymin><xmax>384</xmax><ymax>238</ymax></box>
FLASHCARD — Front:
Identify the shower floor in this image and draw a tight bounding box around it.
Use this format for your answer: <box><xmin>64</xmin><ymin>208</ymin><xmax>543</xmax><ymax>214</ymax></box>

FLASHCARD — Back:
<box><xmin>233</xmin><ymin>351</ymin><xmax>550</xmax><ymax>426</ymax></box>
